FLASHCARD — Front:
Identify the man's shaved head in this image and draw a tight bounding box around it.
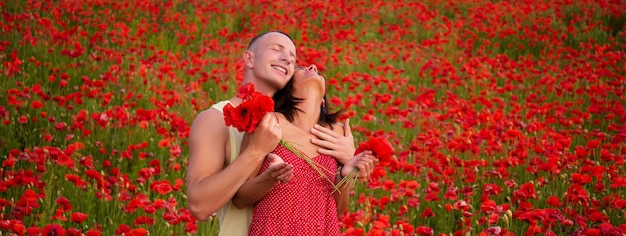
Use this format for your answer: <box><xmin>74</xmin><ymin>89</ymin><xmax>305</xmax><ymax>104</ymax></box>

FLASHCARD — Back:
<box><xmin>247</xmin><ymin>31</ymin><xmax>293</xmax><ymax>51</ymax></box>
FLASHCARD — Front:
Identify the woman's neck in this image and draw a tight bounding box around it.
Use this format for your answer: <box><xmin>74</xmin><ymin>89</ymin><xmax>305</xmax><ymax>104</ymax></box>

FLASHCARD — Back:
<box><xmin>291</xmin><ymin>97</ymin><xmax>321</xmax><ymax>133</ymax></box>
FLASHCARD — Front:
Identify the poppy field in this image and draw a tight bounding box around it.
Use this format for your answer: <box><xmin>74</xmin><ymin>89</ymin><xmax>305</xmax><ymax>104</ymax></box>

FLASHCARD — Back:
<box><xmin>1</xmin><ymin>0</ymin><xmax>626</xmax><ymax>235</ymax></box>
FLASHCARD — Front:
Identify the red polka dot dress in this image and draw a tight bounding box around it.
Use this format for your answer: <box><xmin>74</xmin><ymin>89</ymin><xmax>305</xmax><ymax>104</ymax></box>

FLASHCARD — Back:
<box><xmin>249</xmin><ymin>144</ymin><xmax>340</xmax><ymax>236</ymax></box>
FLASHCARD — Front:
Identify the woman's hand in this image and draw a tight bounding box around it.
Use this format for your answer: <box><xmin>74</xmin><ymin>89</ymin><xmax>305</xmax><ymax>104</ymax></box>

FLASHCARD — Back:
<box><xmin>311</xmin><ymin>119</ymin><xmax>356</xmax><ymax>165</ymax></box>
<box><xmin>232</xmin><ymin>153</ymin><xmax>293</xmax><ymax>209</ymax></box>
<box><xmin>342</xmin><ymin>150</ymin><xmax>377</xmax><ymax>181</ymax></box>
<box><xmin>259</xmin><ymin>153</ymin><xmax>293</xmax><ymax>183</ymax></box>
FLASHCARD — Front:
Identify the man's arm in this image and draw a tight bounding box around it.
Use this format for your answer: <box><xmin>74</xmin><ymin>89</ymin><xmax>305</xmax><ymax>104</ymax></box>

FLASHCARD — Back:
<box><xmin>311</xmin><ymin>119</ymin><xmax>356</xmax><ymax>165</ymax></box>
<box><xmin>186</xmin><ymin>110</ymin><xmax>281</xmax><ymax>220</ymax></box>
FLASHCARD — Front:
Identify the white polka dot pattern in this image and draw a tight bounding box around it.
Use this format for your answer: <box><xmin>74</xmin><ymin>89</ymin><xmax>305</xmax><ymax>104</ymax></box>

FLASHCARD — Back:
<box><xmin>248</xmin><ymin>144</ymin><xmax>340</xmax><ymax>236</ymax></box>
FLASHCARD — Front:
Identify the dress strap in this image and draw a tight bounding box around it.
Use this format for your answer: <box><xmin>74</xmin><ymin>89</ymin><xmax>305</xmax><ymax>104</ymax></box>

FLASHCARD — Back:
<box><xmin>211</xmin><ymin>100</ymin><xmax>250</xmax><ymax>235</ymax></box>
<box><xmin>210</xmin><ymin>100</ymin><xmax>230</xmax><ymax>113</ymax></box>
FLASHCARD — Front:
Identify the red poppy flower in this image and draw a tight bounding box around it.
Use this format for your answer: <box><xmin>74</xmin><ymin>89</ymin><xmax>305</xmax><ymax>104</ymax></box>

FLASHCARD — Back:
<box><xmin>114</xmin><ymin>224</ymin><xmax>131</xmax><ymax>235</ymax></box>
<box><xmin>126</xmin><ymin>228</ymin><xmax>149</xmax><ymax>236</ymax></box>
<box><xmin>150</xmin><ymin>180</ymin><xmax>173</xmax><ymax>195</ymax></box>
<box><xmin>31</xmin><ymin>101</ymin><xmax>43</xmax><ymax>109</ymax></box>
<box><xmin>2</xmin><ymin>155</ymin><xmax>15</xmax><ymax>167</ymax></box>
<box><xmin>480</xmin><ymin>199</ymin><xmax>497</xmax><ymax>214</ymax></box>
<box><xmin>42</xmin><ymin>224</ymin><xmax>65</xmax><ymax>236</ymax></box>
<box><xmin>223</xmin><ymin>83</ymin><xmax>274</xmax><ymax>133</ymax></box>
<box><xmin>133</xmin><ymin>216</ymin><xmax>155</xmax><ymax>226</ymax></box>
<box><xmin>398</xmin><ymin>222</ymin><xmax>415</xmax><ymax>234</ymax></box>
<box><xmin>157</xmin><ymin>139</ymin><xmax>170</xmax><ymax>147</ymax></box>
<box><xmin>185</xmin><ymin>222</ymin><xmax>198</xmax><ymax>234</ymax></box>
<box><xmin>421</xmin><ymin>207</ymin><xmax>435</xmax><ymax>218</ymax></box>
<box><xmin>236</xmin><ymin>82</ymin><xmax>256</xmax><ymax>99</ymax></box>
<box><xmin>355</xmin><ymin>136</ymin><xmax>395</xmax><ymax>166</ymax></box>
<box><xmin>67</xmin><ymin>228</ymin><xmax>81</xmax><ymax>236</ymax></box>
<box><xmin>55</xmin><ymin>197</ymin><xmax>72</xmax><ymax>212</ymax></box>
<box><xmin>223</xmin><ymin>102</ymin><xmax>254</xmax><ymax>132</ymax></box>
<box><xmin>589</xmin><ymin>211</ymin><xmax>608</xmax><ymax>223</ymax></box>
<box><xmin>614</xmin><ymin>199</ymin><xmax>626</xmax><ymax>209</ymax></box>
<box><xmin>546</xmin><ymin>196</ymin><xmax>562</xmax><ymax>207</ymax></box>
<box><xmin>26</xmin><ymin>227</ymin><xmax>40</xmax><ymax>235</ymax></box>
<box><xmin>52</xmin><ymin>208</ymin><xmax>67</xmax><ymax>221</ymax></box>
<box><xmin>85</xmin><ymin>229</ymin><xmax>101</xmax><ymax>236</ymax></box>
<box><xmin>163</xmin><ymin>212</ymin><xmax>181</xmax><ymax>225</ymax></box>
<box><xmin>18</xmin><ymin>115</ymin><xmax>28</xmax><ymax>124</ymax></box>
<box><xmin>70</xmin><ymin>212</ymin><xmax>88</xmax><ymax>224</ymax></box>
<box><xmin>415</xmin><ymin>226</ymin><xmax>434</xmax><ymax>236</ymax></box>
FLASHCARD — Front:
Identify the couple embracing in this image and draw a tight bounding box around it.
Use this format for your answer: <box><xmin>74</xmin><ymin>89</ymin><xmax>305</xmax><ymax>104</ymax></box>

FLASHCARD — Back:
<box><xmin>186</xmin><ymin>31</ymin><xmax>379</xmax><ymax>236</ymax></box>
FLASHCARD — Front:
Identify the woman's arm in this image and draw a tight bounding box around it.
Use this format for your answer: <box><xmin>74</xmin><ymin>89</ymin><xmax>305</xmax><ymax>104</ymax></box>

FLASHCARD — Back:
<box><xmin>333</xmin><ymin>151</ymin><xmax>376</xmax><ymax>217</ymax></box>
<box><xmin>232</xmin><ymin>136</ymin><xmax>294</xmax><ymax>209</ymax></box>
<box><xmin>334</xmin><ymin>168</ymin><xmax>354</xmax><ymax>218</ymax></box>
<box><xmin>232</xmin><ymin>154</ymin><xmax>292</xmax><ymax>208</ymax></box>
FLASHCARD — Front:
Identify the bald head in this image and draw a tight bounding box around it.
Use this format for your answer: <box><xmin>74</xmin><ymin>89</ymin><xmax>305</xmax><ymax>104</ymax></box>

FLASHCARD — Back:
<box><xmin>247</xmin><ymin>31</ymin><xmax>293</xmax><ymax>51</ymax></box>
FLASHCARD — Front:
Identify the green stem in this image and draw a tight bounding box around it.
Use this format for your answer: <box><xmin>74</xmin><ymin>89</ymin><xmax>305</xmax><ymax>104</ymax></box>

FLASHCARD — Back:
<box><xmin>279</xmin><ymin>140</ymin><xmax>336</xmax><ymax>188</ymax></box>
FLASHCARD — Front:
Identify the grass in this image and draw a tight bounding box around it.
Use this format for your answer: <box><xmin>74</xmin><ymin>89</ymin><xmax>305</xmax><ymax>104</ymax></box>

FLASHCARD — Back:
<box><xmin>1</xmin><ymin>0</ymin><xmax>626</xmax><ymax>235</ymax></box>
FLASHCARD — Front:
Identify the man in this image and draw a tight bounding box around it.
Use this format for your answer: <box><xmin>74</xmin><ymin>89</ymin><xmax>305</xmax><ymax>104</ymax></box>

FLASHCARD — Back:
<box><xmin>186</xmin><ymin>31</ymin><xmax>296</xmax><ymax>235</ymax></box>
<box><xmin>186</xmin><ymin>31</ymin><xmax>370</xmax><ymax>235</ymax></box>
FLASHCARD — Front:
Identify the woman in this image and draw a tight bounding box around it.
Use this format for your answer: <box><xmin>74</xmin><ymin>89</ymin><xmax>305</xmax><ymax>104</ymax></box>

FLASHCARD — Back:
<box><xmin>232</xmin><ymin>65</ymin><xmax>377</xmax><ymax>235</ymax></box>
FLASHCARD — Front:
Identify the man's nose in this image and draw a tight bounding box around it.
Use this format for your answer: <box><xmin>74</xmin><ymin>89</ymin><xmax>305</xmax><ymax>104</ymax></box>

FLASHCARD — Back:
<box><xmin>308</xmin><ymin>64</ymin><xmax>318</xmax><ymax>73</ymax></box>
<box><xmin>281</xmin><ymin>52</ymin><xmax>293</xmax><ymax>64</ymax></box>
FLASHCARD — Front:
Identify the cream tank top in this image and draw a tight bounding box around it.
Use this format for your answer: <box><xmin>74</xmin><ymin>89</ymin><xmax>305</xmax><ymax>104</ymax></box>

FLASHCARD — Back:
<box><xmin>211</xmin><ymin>100</ymin><xmax>252</xmax><ymax>236</ymax></box>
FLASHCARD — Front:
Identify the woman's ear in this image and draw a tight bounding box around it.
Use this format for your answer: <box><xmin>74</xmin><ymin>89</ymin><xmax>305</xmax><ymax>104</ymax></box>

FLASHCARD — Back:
<box><xmin>243</xmin><ymin>50</ymin><xmax>254</xmax><ymax>68</ymax></box>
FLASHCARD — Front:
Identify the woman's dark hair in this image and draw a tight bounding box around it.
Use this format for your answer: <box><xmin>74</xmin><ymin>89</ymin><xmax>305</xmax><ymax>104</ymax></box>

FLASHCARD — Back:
<box><xmin>273</xmin><ymin>79</ymin><xmax>342</xmax><ymax>127</ymax></box>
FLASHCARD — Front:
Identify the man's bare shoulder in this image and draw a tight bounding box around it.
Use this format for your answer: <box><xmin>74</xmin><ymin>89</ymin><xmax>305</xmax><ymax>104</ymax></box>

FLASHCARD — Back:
<box><xmin>195</xmin><ymin>108</ymin><xmax>224</xmax><ymax>123</ymax></box>
<box><xmin>189</xmin><ymin>108</ymin><xmax>227</xmax><ymax>139</ymax></box>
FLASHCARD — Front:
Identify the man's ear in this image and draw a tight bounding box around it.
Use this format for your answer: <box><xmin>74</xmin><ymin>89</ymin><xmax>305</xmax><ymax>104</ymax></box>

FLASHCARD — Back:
<box><xmin>243</xmin><ymin>50</ymin><xmax>254</xmax><ymax>68</ymax></box>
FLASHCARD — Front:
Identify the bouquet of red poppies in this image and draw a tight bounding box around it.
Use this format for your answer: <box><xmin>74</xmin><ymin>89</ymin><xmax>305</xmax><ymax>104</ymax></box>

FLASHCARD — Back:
<box><xmin>355</xmin><ymin>136</ymin><xmax>395</xmax><ymax>166</ymax></box>
<box><xmin>335</xmin><ymin>135</ymin><xmax>395</xmax><ymax>191</ymax></box>
<box><xmin>223</xmin><ymin>83</ymin><xmax>274</xmax><ymax>133</ymax></box>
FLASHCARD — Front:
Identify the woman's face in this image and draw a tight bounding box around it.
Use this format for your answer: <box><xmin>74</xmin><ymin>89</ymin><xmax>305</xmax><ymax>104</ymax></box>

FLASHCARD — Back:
<box><xmin>292</xmin><ymin>64</ymin><xmax>325</xmax><ymax>96</ymax></box>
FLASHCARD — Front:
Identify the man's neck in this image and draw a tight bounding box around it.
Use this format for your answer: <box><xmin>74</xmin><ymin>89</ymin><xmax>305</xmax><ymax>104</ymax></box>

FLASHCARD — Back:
<box><xmin>241</xmin><ymin>78</ymin><xmax>275</xmax><ymax>97</ymax></box>
<box><xmin>253</xmin><ymin>83</ymin><xmax>275</xmax><ymax>97</ymax></box>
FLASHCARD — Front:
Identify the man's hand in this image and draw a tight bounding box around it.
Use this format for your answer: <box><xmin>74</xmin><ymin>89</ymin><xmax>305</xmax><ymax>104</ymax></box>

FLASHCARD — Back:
<box><xmin>311</xmin><ymin>119</ymin><xmax>355</xmax><ymax>165</ymax></box>
<box><xmin>247</xmin><ymin>113</ymin><xmax>282</xmax><ymax>158</ymax></box>
<box><xmin>260</xmin><ymin>153</ymin><xmax>294</xmax><ymax>183</ymax></box>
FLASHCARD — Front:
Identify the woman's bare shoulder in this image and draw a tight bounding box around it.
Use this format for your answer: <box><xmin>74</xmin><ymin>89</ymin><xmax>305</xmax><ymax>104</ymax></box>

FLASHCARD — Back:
<box><xmin>328</xmin><ymin>122</ymin><xmax>345</xmax><ymax>136</ymax></box>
